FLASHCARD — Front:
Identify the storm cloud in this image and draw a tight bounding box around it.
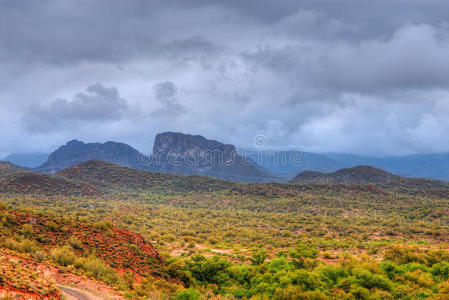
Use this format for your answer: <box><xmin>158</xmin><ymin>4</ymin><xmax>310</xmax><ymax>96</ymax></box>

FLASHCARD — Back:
<box><xmin>152</xmin><ymin>82</ymin><xmax>185</xmax><ymax>116</ymax></box>
<box><xmin>1</xmin><ymin>0</ymin><xmax>449</xmax><ymax>156</ymax></box>
<box><xmin>23</xmin><ymin>84</ymin><xmax>130</xmax><ymax>132</ymax></box>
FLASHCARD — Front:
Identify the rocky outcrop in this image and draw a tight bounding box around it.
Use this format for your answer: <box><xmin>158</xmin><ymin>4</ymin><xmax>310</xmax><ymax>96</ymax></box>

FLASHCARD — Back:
<box><xmin>149</xmin><ymin>132</ymin><xmax>275</xmax><ymax>182</ymax></box>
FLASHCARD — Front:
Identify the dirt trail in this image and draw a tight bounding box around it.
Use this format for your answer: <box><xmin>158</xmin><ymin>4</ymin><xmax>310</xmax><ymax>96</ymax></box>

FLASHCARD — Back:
<box><xmin>59</xmin><ymin>285</ymin><xmax>96</xmax><ymax>300</ymax></box>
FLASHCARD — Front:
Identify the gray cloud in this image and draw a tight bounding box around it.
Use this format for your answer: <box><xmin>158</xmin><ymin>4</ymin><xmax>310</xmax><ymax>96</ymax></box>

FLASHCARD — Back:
<box><xmin>152</xmin><ymin>81</ymin><xmax>185</xmax><ymax>116</ymax></box>
<box><xmin>23</xmin><ymin>83</ymin><xmax>130</xmax><ymax>132</ymax></box>
<box><xmin>244</xmin><ymin>23</ymin><xmax>449</xmax><ymax>94</ymax></box>
<box><xmin>319</xmin><ymin>24</ymin><xmax>449</xmax><ymax>92</ymax></box>
<box><xmin>1</xmin><ymin>0</ymin><xmax>449</xmax><ymax>156</ymax></box>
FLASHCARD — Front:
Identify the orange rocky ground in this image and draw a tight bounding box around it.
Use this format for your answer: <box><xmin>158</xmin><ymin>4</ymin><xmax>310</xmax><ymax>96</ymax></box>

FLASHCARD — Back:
<box><xmin>5</xmin><ymin>208</ymin><xmax>167</xmax><ymax>277</ymax></box>
<box><xmin>0</xmin><ymin>250</ymin><xmax>124</xmax><ymax>299</ymax></box>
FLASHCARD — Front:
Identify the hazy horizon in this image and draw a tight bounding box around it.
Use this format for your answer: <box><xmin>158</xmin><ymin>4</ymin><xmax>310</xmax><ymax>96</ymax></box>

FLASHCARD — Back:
<box><xmin>5</xmin><ymin>134</ymin><xmax>449</xmax><ymax>160</ymax></box>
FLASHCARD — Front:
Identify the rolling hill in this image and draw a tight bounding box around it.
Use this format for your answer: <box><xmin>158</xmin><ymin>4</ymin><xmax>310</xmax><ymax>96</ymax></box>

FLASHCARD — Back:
<box><xmin>291</xmin><ymin>165</ymin><xmax>449</xmax><ymax>193</ymax></box>
<box><xmin>0</xmin><ymin>161</ymin><xmax>97</xmax><ymax>196</ymax></box>
<box><xmin>0</xmin><ymin>161</ymin><xmax>27</xmax><ymax>179</ymax></box>
<box><xmin>57</xmin><ymin>159</ymin><xmax>235</xmax><ymax>193</ymax></box>
<box><xmin>324</xmin><ymin>153</ymin><xmax>449</xmax><ymax>181</ymax></box>
<box><xmin>0</xmin><ymin>172</ymin><xmax>98</xmax><ymax>196</ymax></box>
<box><xmin>5</xmin><ymin>157</ymin><xmax>449</xmax><ymax>199</ymax></box>
<box><xmin>0</xmin><ymin>206</ymin><xmax>174</xmax><ymax>298</ymax></box>
<box><xmin>292</xmin><ymin>165</ymin><xmax>395</xmax><ymax>185</ymax></box>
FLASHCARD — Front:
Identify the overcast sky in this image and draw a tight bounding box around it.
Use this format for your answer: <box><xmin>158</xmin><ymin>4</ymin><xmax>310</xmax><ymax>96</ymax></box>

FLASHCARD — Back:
<box><xmin>2</xmin><ymin>0</ymin><xmax>449</xmax><ymax>157</ymax></box>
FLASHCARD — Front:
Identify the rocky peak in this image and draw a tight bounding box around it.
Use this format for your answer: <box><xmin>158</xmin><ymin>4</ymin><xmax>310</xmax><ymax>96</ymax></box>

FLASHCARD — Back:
<box><xmin>35</xmin><ymin>140</ymin><xmax>148</xmax><ymax>173</ymax></box>
<box><xmin>152</xmin><ymin>132</ymin><xmax>238</xmax><ymax>167</ymax></box>
<box><xmin>153</xmin><ymin>132</ymin><xmax>236</xmax><ymax>155</ymax></box>
<box><xmin>149</xmin><ymin>132</ymin><xmax>274</xmax><ymax>182</ymax></box>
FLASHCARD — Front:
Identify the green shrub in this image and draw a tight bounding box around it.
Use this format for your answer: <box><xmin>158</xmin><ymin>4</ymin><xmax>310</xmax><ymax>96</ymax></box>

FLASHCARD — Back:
<box><xmin>20</xmin><ymin>223</ymin><xmax>34</xmax><ymax>236</ymax></box>
<box><xmin>380</xmin><ymin>261</ymin><xmax>398</xmax><ymax>280</ymax></box>
<box><xmin>81</xmin><ymin>256</ymin><xmax>118</xmax><ymax>284</ymax></box>
<box><xmin>168</xmin><ymin>260</ymin><xmax>193</xmax><ymax>286</ymax></box>
<box><xmin>186</xmin><ymin>254</ymin><xmax>231</xmax><ymax>285</ymax></box>
<box><xmin>20</xmin><ymin>238</ymin><xmax>37</xmax><ymax>253</ymax></box>
<box><xmin>384</xmin><ymin>245</ymin><xmax>424</xmax><ymax>265</ymax></box>
<box><xmin>94</xmin><ymin>221</ymin><xmax>112</xmax><ymax>231</ymax></box>
<box><xmin>68</xmin><ymin>236</ymin><xmax>83</xmax><ymax>250</ymax></box>
<box><xmin>352</xmin><ymin>269</ymin><xmax>392</xmax><ymax>291</ymax></box>
<box><xmin>268</xmin><ymin>256</ymin><xmax>293</xmax><ymax>273</ymax></box>
<box><xmin>319</xmin><ymin>265</ymin><xmax>349</xmax><ymax>288</ymax></box>
<box><xmin>274</xmin><ymin>285</ymin><xmax>303</xmax><ymax>299</ymax></box>
<box><xmin>290</xmin><ymin>269</ymin><xmax>322</xmax><ymax>291</ymax></box>
<box><xmin>34</xmin><ymin>250</ymin><xmax>47</xmax><ymax>262</ymax></box>
<box><xmin>51</xmin><ymin>246</ymin><xmax>77</xmax><ymax>266</ymax></box>
<box><xmin>290</xmin><ymin>242</ymin><xmax>319</xmax><ymax>259</ymax></box>
<box><xmin>0</xmin><ymin>211</ymin><xmax>16</xmax><ymax>227</ymax></box>
<box><xmin>175</xmin><ymin>288</ymin><xmax>201</xmax><ymax>300</ymax></box>
<box><xmin>2</xmin><ymin>237</ymin><xmax>37</xmax><ymax>254</ymax></box>
<box><xmin>251</xmin><ymin>250</ymin><xmax>268</xmax><ymax>265</ymax></box>
<box><xmin>298</xmin><ymin>290</ymin><xmax>329</xmax><ymax>300</ymax></box>
<box><xmin>431</xmin><ymin>262</ymin><xmax>449</xmax><ymax>281</ymax></box>
<box><xmin>350</xmin><ymin>285</ymin><xmax>370</xmax><ymax>299</ymax></box>
<box><xmin>45</xmin><ymin>220</ymin><xmax>60</xmax><ymax>231</ymax></box>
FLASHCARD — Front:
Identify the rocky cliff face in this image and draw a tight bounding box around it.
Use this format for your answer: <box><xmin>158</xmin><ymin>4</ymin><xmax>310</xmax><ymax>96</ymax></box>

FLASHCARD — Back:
<box><xmin>34</xmin><ymin>133</ymin><xmax>276</xmax><ymax>182</ymax></box>
<box><xmin>149</xmin><ymin>132</ymin><xmax>275</xmax><ymax>182</ymax></box>
<box><xmin>152</xmin><ymin>132</ymin><xmax>237</xmax><ymax>168</ymax></box>
<box><xmin>35</xmin><ymin>140</ymin><xmax>148</xmax><ymax>173</ymax></box>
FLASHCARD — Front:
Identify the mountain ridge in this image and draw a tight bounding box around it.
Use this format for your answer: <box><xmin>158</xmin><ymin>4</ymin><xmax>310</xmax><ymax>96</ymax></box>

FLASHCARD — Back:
<box><xmin>30</xmin><ymin>134</ymin><xmax>449</xmax><ymax>182</ymax></box>
<box><xmin>35</xmin><ymin>139</ymin><xmax>149</xmax><ymax>174</ymax></box>
<box><xmin>35</xmin><ymin>133</ymin><xmax>276</xmax><ymax>183</ymax></box>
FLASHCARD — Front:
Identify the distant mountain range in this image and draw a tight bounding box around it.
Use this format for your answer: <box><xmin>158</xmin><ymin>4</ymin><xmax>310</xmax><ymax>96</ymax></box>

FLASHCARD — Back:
<box><xmin>324</xmin><ymin>153</ymin><xmax>449</xmax><ymax>181</ymax></box>
<box><xmin>246</xmin><ymin>151</ymin><xmax>449</xmax><ymax>181</ymax></box>
<box><xmin>1</xmin><ymin>152</ymin><xmax>48</xmax><ymax>169</ymax></box>
<box><xmin>30</xmin><ymin>132</ymin><xmax>274</xmax><ymax>183</ymax></box>
<box><xmin>2</xmin><ymin>148</ymin><xmax>449</xmax><ymax>198</ymax></box>
<box><xmin>2</xmin><ymin>132</ymin><xmax>449</xmax><ymax>182</ymax></box>
<box><xmin>242</xmin><ymin>151</ymin><xmax>347</xmax><ymax>178</ymax></box>
<box><xmin>2</xmin><ymin>158</ymin><xmax>449</xmax><ymax>199</ymax></box>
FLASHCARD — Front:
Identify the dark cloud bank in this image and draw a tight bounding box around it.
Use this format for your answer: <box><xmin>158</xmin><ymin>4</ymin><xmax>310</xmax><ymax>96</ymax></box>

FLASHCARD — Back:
<box><xmin>1</xmin><ymin>0</ymin><xmax>449</xmax><ymax>157</ymax></box>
